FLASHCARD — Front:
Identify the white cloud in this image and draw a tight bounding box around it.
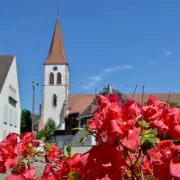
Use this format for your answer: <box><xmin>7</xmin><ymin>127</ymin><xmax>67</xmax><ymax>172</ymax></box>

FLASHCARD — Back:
<box><xmin>82</xmin><ymin>64</ymin><xmax>132</xmax><ymax>90</ymax></box>
<box><xmin>148</xmin><ymin>61</ymin><xmax>158</xmax><ymax>66</ymax></box>
<box><xmin>82</xmin><ymin>75</ymin><xmax>103</xmax><ymax>90</ymax></box>
<box><xmin>103</xmin><ymin>64</ymin><xmax>132</xmax><ymax>73</ymax></box>
<box><xmin>164</xmin><ymin>50</ymin><xmax>172</xmax><ymax>56</ymax></box>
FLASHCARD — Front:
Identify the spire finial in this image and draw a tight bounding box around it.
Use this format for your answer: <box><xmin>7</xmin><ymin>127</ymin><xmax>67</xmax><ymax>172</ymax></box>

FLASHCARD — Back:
<box><xmin>57</xmin><ymin>6</ymin><xmax>59</xmax><ymax>18</ymax></box>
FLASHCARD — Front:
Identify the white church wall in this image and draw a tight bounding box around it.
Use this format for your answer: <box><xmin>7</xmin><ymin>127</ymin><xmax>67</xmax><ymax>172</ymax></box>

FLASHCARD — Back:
<box><xmin>43</xmin><ymin>64</ymin><xmax>68</xmax><ymax>129</ymax></box>
<box><xmin>0</xmin><ymin>57</ymin><xmax>21</xmax><ymax>141</ymax></box>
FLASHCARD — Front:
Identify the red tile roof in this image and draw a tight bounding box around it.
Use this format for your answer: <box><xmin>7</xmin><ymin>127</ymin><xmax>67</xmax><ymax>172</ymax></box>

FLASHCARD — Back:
<box><xmin>44</xmin><ymin>18</ymin><xmax>67</xmax><ymax>65</ymax></box>
<box><xmin>67</xmin><ymin>93</ymin><xmax>180</xmax><ymax>115</ymax></box>
<box><xmin>126</xmin><ymin>93</ymin><xmax>180</xmax><ymax>104</ymax></box>
<box><xmin>0</xmin><ymin>56</ymin><xmax>14</xmax><ymax>92</ymax></box>
<box><xmin>68</xmin><ymin>94</ymin><xmax>95</xmax><ymax>114</ymax></box>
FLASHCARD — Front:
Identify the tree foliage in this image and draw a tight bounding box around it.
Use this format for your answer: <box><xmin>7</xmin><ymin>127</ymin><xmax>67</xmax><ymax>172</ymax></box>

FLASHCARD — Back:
<box><xmin>2</xmin><ymin>94</ymin><xmax>180</xmax><ymax>179</ymax></box>
<box><xmin>36</xmin><ymin>118</ymin><xmax>56</xmax><ymax>140</ymax></box>
<box><xmin>20</xmin><ymin>109</ymin><xmax>32</xmax><ymax>133</ymax></box>
<box><xmin>168</xmin><ymin>101</ymin><xmax>180</xmax><ymax>108</ymax></box>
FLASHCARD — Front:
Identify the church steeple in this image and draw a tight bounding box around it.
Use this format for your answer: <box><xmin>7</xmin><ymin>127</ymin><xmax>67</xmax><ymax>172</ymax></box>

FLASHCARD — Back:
<box><xmin>40</xmin><ymin>11</ymin><xmax>69</xmax><ymax>132</ymax></box>
<box><xmin>44</xmin><ymin>15</ymin><xmax>67</xmax><ymax>65</ymax></box>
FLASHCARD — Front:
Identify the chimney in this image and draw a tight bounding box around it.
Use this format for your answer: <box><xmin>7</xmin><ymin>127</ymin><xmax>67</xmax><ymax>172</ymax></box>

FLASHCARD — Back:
<box><xmin>107</xmin><ymin>84</ymin><xmax>112</xmax><ymax>94</ymax></box>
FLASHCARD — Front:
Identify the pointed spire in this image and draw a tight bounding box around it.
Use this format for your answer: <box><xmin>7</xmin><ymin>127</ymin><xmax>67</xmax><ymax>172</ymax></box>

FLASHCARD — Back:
<box><xmin>44</xmin><ymin>13</ymin><xmax>67</xmax><ymax>65</ymax></box>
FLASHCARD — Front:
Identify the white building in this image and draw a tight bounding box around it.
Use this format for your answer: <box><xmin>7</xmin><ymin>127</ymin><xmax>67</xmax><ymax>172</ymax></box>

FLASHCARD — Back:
<box><xmin>0</xmin><ymin>55</ymin><xmax>21</xmax><ymax>141</ymax></box>
<box><xmin>39</xmin><ymin>17</ymin><xmax>68</xmax><ymax>131</ymax></box>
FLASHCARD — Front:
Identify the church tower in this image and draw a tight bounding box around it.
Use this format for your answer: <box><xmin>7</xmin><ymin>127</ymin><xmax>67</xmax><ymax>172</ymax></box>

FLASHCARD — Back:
<box><xmin>40</xmin><ymin>16</ymin><xmax>69</xmax><ymax>130</ymax></box>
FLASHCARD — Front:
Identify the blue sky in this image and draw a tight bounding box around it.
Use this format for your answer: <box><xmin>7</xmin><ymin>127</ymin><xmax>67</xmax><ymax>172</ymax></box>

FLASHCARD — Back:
<box><xmin>1</xmin><ymin>0</ymin><xmax>180</xmax><ymax>113</ymax></box>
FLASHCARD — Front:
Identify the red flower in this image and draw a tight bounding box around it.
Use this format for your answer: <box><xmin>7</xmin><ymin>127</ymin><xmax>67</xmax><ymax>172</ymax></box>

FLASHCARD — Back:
<box><xmin>46</xmin><ymin>145</ymin><xmax>63</xmax><ymax>163</ymax></box>
<box><xmin>143</xmin><ymin>96</ymin><xmax>171</xmax><ymax>135</ymax></box>
<box><xmin>106</xmin><ymin>94</ymin><xmax>120</xmax><ymax>105</ymax></box>
<box><xmin>0</xmin><ymin>133</ymin><xmax>19</xmax><ymax>173</ymax></box>
<box><xmin>59</xmin><ymin>153</ymin><xmax>87</xmax><ymax>179</ymax></box>
<box><xmin>145</xmin><ymin>140</ymin><xmax>175</xmax><ymax>179</ymax></box>
<box><xmin>39</xmin><ymin>165</ymin><xmax>55</xmax><ymax>179</ymax></box>
<box><xmin>82</xmin><ymin>143</ymin><xmax>125</xmax><ymax>180</ymax></box>
<box><xmin>88</xmin><ymin>96</ymin><xmax>140</xmax><ymax>149</ymax></box>
<box><xmin>32</xmin><ymin>141</ymin><xmax>40</xmax><ymax>147</ymax></box>
<box><xmin>6</xmin><ymin>166</ymin><xmax>35</xmax><ymax>180</ymax></box>
<box><xmin>141</xmin><ymin>156</ymin><xmax>153</xmax><ymax>176</ymax></box>
<box><xmin>15</xmin><ymin>132</ymin><xmax>38</xmax><ymax>157</ymax></box>
<box><xmin>170</xmin><ymin>145</ymin><xmax>180</xmax><ymax>178</ymax></box>
<box><xmin>120</xmin><ymin>99</ymin><xmax>142</xmax><ymax>123</ymax></box>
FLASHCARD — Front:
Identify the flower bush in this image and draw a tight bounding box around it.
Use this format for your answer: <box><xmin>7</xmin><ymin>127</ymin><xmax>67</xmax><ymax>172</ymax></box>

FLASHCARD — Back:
<box><xmin>1</xmin><ymin>94</ymin><xmax>180</xmax><ymax>179</ymax></box>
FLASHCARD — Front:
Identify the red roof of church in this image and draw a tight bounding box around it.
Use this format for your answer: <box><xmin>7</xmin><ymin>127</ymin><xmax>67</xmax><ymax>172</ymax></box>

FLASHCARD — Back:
<box><xmin>67</xmin><ymin>93</ymin><xmax>180</xmax><ymax>115</ymax></box>
<box><xmin>68</xmin><ymin>94</ymin><xmax>95</xmax><ymax>114</ymax></box>
<box><xmin>44</xmin><ymin>18</ymin><xmax>67</xmax><ymax>65</ymax></box>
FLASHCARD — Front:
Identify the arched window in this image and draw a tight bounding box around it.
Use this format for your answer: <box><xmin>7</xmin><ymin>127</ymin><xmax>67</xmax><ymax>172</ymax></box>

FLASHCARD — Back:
<box><xmin>53</xmin><ymin>94</ymin><xmax>57</xmax><ymax>107</ymax></box>
<box><xmin>57</xmin><ymin>73</ymin><xmax>61</xmax><ymax>85</ymax></box>
<box><xmin>49</xmin><ymin>73</ymin><xmax>54</xmax><ymax>85</ymax></box>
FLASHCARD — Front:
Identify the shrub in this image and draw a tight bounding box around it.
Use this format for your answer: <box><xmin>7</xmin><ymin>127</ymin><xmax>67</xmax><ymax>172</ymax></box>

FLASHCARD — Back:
<box><xmin>36</xmin><ymin>118</ymin><xmax>56</xmax><ymax>140</ymax></box>
<box><xmin>1</xmin><ymin>94</ymin><xmax>180</xmax><ymax>179</ymax></box>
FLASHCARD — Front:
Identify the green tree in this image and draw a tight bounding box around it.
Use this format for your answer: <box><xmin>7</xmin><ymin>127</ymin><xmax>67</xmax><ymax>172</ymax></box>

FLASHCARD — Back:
<box><xmin>21</xmin><ymin>109</ymin><xmax>32</xmax><ymax>133</ymax></box>
<box><xmin>36</xmin><ymin>118</ymin><xmax>56</xmax><ymax>140</ymax></box>
<box><xmin>168</xmin><ymin>101</ymin><xmax>180</xmax><ymax>108</ymax></box>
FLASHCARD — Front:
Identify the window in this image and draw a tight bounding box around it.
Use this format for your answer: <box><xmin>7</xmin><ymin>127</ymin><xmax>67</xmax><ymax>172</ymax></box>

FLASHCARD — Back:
<box><xmin>4</xmin><ymin>106</ymin><xmax>8</xmax><ymax>124</ymax></box>
<box><xmin>9</xmin><ymin>109</ymin><xmax>13</xmax><ymax>126</ymax></box>
<box><xmin>57</xmin><ymin>73</ymin><xmax>61</xmax><ymax>85</ymax></box>
<box><xmin>9</xmin><ymin>85</ymin><xmax>16</xmax><ymax>100</ymax></box>
<box><xmin>9</xmin><ymin>96</ymin><xmax>17</xmax><ymax>107</ymax></box>
<box><xmin>14</xmin><ymin>112</ymin><xmax>17</xmax><ymax>127</ymax></box>
<box><xmin>49</xmin><ymin>73</ymin><xmax>54</xmax><ymax>85</ymax></box>
<box><xmin>53</xmin><ymin>94</ymin><xmax>57</xmax><ymax>107</ymax></box>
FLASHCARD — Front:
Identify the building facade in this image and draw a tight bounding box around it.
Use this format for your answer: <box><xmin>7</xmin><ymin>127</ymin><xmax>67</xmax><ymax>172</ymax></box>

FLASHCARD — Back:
<box><xmin>0</xmin><ymin>56</ymin><xmax>21</xmax><ymax>141</ymax></box>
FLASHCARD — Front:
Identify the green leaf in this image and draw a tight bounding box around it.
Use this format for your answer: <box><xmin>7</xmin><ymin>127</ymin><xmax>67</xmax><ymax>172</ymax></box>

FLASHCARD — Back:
<box><xmin>67</xmin><ymin>172</ymin><xmax>79</xmax><ymax>179</ymax></box>
<box><xmin>144</xmin><ymin>129</ymin><xmax>156</xmax><ymax>135</ymax></box>
<box><xmin>27</xmin><ymin>159</ymin><xmax>31</xmax><ymax>168</ymax></box>
<box><xmin>71</xmin><ymin>127</ymin><xmax>85</xmax><ymax>131</ymax></box>
<box><xmin>84</xmin><ymin>124</ymin><xmax>89</xmax><ymax>130</ymax></box>
<box><xmin>66</xmin><ymin>146</ymin><xmax>71</xmax><ymax>156</ymax></box>
<box><xmin>78</xmin><ymin>135</ymin><xmax>87</xmax><ymax>144</ymax></box>
<box><xmin>144</xmin><ymin>133</ymin><xmax>156</xmax><ymax>138</ymax></box>
<box><xmin>140</xmin><ymin>136</ymin><xmax>146</xmax><ymax>145</ymax></box>
<box><xmin>138</xmin><ymin>120</ymin><xmax>149</xmax><ymax>128</ymax></box>
<box><xmin>141</xmin><ymin>137</ymin><xmax>157</xmax><ymax>147</ymax></box>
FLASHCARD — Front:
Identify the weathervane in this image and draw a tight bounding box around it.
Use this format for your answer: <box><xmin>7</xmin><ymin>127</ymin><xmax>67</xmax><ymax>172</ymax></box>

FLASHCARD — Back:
<box><xmin>57</xmin><ymin>6</ymin><xmax>59</xmax><ymax>18</ymax></box>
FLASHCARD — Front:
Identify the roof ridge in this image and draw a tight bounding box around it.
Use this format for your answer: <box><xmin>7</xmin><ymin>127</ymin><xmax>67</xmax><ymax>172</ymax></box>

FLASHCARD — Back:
<box><xmin>0</xmin><ymin>56</ymin><xmax>14</xmax><ymax>92</ymax></box>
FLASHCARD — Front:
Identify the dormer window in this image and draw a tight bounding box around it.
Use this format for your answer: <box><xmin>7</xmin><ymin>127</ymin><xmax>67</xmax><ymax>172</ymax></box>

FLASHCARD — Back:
<box><xmin>49</xmin><ymin>73</ymin><xmax>54</xmax><ymax>85</ymax></box>
<box><xmin>53</xmin><ymin>94</ymin><xmax>57</xmax><ymax>107</ymax></box>
<box><xmin>57</xmin><ymin>73</ymin><xmax>61</xmax><ymax>85</ymax></box>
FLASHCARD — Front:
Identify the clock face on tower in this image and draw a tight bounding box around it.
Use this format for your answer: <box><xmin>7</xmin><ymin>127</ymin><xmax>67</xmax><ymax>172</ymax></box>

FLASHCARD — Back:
<box><xmin>53</xmin><ymin>66</ymin><xmax>58</xmax><ymax>71</ymax></box>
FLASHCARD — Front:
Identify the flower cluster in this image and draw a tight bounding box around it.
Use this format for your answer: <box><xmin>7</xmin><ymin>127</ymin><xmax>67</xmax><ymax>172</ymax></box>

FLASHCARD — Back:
<box><xmin>0</xmin><ymin>94</ymin><xmax>180</xmax><ymax>179</ymax></box>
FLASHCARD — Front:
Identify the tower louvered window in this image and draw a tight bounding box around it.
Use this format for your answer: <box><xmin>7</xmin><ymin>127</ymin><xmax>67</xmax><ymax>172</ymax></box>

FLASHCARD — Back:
<box><xmin>49</xmin><ymin>73</ymin><xmax>54</xmax><ymax>85</ymax></box>
<box><xmin>57</xmin><ymin>73</ymin><xmax>61</xmax><ymax>85</ymax></box>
